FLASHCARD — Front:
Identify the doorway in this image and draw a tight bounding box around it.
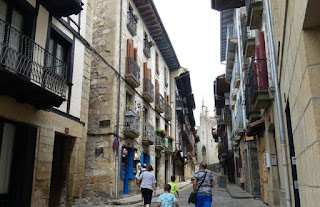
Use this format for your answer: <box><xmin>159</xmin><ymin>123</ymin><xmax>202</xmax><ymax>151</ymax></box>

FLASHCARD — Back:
<box><xmin>285</xmin><ymin>102</ymin><xmax>300</xmax><ymax>207</ymax></box>
<box><xmin>49</xmin><ymin>133</ymin><xmax>75</xmax><ymax>207</ymax></box>
<box><xmin>0</xmin><ymin>120</ymin><xmax>37</xmax><ymax>207</ymax></box>
<box><xmin>165</xmin><ymin>159</ymin><xmax>168</xmax><ymax>184</ymax></box>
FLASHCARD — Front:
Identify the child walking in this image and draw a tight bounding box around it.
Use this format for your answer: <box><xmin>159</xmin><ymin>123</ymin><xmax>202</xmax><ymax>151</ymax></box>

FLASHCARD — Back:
<box><xmin>168</xmin><ymin>175</ymin><xmax>179</xmax><ymax>198</ymax></box>
<box><xmin>157</xmin><ymin>184</ymin><xmax>179</xmax><ymax>207</ymax></box>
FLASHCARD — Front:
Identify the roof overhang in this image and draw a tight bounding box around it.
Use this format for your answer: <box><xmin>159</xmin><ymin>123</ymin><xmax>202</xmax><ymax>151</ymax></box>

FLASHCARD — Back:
<box><xmin>211</xmin><ymin>0</ymin><xmax>245</xmax><ymax>11</ymax></box>
<box><xmin>133</xmin><ymin>0</ymin><xmax>180</xmax><ymax>70</ymax></box>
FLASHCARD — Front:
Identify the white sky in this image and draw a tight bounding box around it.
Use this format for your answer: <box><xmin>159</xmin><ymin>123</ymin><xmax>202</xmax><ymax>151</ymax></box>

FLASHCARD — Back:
<box><xmin>153</xmin><ymin>0</ymin><xmax>225</xmax><ymax>124</ymax></box>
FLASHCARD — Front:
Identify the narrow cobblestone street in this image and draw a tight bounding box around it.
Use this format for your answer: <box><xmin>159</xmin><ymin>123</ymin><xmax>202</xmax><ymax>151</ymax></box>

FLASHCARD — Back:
<box><xmin>107</xmin><ymin>184</ymin><xmax>267</xmax><ymax>207</ymax></box>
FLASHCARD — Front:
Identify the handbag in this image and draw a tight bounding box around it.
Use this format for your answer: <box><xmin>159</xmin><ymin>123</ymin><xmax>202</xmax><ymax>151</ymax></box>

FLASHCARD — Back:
<box><xmin>188</xmin><ymin>171</ymin><xmax>207</xmax><ymax>204</ymax></box>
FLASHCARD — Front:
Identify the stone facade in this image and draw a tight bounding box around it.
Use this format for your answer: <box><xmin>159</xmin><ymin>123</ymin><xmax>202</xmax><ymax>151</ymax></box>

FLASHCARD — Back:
<box><xmin>271</xmin><ymin>0</ymin><xmax>320</xmax><ymax>206</ymax></box>
<box><xmin>85</xmin><ymin>0</ymin><xmax>176</xmax><ymax>201</ymax></box>
<box><xmin>196</xmin><ymin>103</ymin><xmax>219</xmax><ymax>165</ymax></box>
<box><xmin>0</xmin><ymin>0</ymin><xmax>93</xmax><ymax>206</ymax></box>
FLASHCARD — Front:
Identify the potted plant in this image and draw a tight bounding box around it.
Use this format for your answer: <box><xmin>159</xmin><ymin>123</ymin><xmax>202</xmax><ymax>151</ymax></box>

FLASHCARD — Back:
<box><xmin>148</xmin><ymin>41</ymin><xmax>155</xmax><ymax>47</ymax></box>
<box><xmin>133</xmin><ymin>14</ymin><xmax>139</xmax><ymax>22</ymax></box>
<box><xmin>126</xmin><ymin>102</ymin><xmax>134</xmax><ymax>110</ymax></box>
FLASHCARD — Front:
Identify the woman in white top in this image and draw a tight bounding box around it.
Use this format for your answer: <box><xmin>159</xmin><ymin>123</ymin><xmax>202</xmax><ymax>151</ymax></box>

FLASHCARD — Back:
<box><xmin>138</xmin><ymin>165</ymin><xmax>156</xmax><ymax>207</ymax></box>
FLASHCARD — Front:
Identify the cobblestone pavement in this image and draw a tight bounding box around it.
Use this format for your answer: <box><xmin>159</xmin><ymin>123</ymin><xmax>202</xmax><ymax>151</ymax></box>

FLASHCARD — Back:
<box><xmin>107</xmin><ymin>184</ymin><xmax>267</xmax><ymax>207</ymax></box>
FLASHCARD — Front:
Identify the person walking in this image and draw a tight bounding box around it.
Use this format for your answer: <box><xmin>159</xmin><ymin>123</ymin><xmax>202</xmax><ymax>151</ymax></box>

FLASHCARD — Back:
<box><xmin>193</xmin><ymin>161</ymin><xmax>214</xmax><ymax>207</ymax></box>
<box><xmin>168</xmin><ymin>175</ymin><xmax>179</xmax><ymax>198</ymax></box>
<box><xmin>138</xmin><ymin>165</ymin><xmax>156</xmax><ymax>207</ymax></box>
<box><xmin>157</xmin><ymin>184</ymin><xmax>179</xmax><ymax>207</ymax></box>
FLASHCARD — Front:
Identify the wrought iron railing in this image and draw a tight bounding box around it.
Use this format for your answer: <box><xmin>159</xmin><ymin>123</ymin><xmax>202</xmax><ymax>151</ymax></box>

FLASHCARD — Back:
<box><xmin>155</xmin><ymin>135</ymin><xmax>165</xmax><ymax>148</ymax></box>
<box><xmin>124</xmin><ymin>110</ymin><xmax>140</xmax><ymax>135</ymax></box>
<box><xmin>0</xmin><ymin>18</ymin><xmax>67</xmax><ymax>97</ymax></box>
<box><xmin>126</xmin><ymin>57</ymin><xmax>140</xmax><ymax>83</ymax></box>
<box><xmin>143</xmin><ymin>122</ymin><xmax>155</xmax><ymax>143</ymax></box>
<box><xmin>224</xmin><ymin>106</ymin><xmax>231</xmax><ymax>119</ymax></box>
<box><xmin>166</xmin><ymin>140</ymin><xmax>173</xmax><ymax>152</ymax></box>
<box><xmin>127</xmin><ymin>11</ymin><xmax>137</xmax><ymax>35</ymax></box>
<box><xmin>165</xmin><ymin>103</ymin><xmax>172</xmax><ymax>120</ymax></box>
<box><xmin>143</xmin><ymin>78</ymin><xmax>154</xmax><ymax>100</ymax></box>
<box><xmin>233</xmin><ymin>99</ymin><xmax>244</xmax><ymax>134</ymax></box>
<box><xmin>155</xmin><ymin>92</ymin><xmax>164</xmax><ymax>111</ymax></box>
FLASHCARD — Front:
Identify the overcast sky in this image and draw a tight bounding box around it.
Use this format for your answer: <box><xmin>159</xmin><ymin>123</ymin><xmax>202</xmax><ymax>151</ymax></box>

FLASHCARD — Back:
<box><xmin>153</xmin><ymin>0</ymin><xmax>225</xmax><ymax>125</ymax></box>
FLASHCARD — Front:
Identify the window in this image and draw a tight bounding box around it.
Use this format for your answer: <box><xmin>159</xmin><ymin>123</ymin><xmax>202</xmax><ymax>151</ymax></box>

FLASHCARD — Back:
<box><xmin>156</xmin><ymin>52</ymin><xmax>159</xmax><ymax>74</ymax></box>
<box><xmin>46</xmin><ymin>29</ymin><xmax>71</xmax><ymax>78</ymax></box>
<box><xmin>143</xmin><ymin>107</ymin><xmax>148</xmax><ymax>123</ymax></box>
<box><xmin>164</xmin><ymin>67</ymin><xmax>168</xmax><ymax>87</ymax></box>
<box><xmin>126</xmin><ymin>93</ymin><xmax>133</xmax><ymax>110</ymax></box>
<box><xmin>0</xmin><ymin>0</ymin><xmax>34</xmax><ymax>71</ymax></box>
<box><xmin>156</xmin><ymin>117</ymin><xmax>160</xmax><ymax>129</ymax></box>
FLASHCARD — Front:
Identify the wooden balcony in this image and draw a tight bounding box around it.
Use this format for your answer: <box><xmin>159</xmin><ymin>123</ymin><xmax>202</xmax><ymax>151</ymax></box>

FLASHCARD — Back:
<box><xmin>154</xmin><ymin>135</ymin><xmax>165</xmax><ymax>150</ymax></box>
<box><xmin>234</xmin><ymin>77</ymin><xmax>240</xmax><ymax>88</ymax></box>
<box><xmin>164</xmin><ymin>103</ymin><xmax>172</xmax><ymax>121</ymax></box>
<box><xmin>40</xmin><ymin>0</ymin><xmax>83</xmax><ymax>17</ymax></box>
<box><xmin>0</xmin><ymin>19</ymin><xmax>67</xmax><ymax>109</ymax></box>
<box><xmin>127</xmin><ymin>11</ymin><xmax>137</xmax><ymax>36</ymax></box>
<box><xmin>155</xmin><ymin>92</ymin><xmax>164</xmax><ymax>113</ymax></box>
<box><xmin>244</xmin><ymin>37</ymin><xmax>255</xmax><ymax>58</ymax></box>
<box><xmin>124</xmin><ymin>110</ymin><xmax>140</xmax><ymax>138</ymax></box>
<box><xmin>246</xmin><ymin>0</ymin><xmax>263</xmax><ymax>30</ymax></box>
<box><xmin>125</xmin><ymin>57</ymin><xmax>140</xmax><ymax>88</ymax></box>
<box><xmin>232</xmin><ymin>93</ymin><xmax>237</xmax><ymax>101</ymax></box>
<box><xmin>143</xmin><ymin>78</ymin><xmax>154</xmax><ymax>103</ymax></box>
<box><xmin>142</xmin><ymin>123</ymin><xmax>154</xmax><ymax>145</ymax></box>
<box><xmin>247</xmin><ymin>110</ymin><xmax>261</xmax><ymax>123</ymax></box>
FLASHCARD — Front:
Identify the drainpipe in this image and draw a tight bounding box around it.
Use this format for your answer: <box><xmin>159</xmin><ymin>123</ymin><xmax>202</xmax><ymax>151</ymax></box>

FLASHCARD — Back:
<box><xmin>235</xmin><ymin>9</ymin><xmax>252</xmax><ymax>194</ymax></box>
<box><xmin>115</xmin><ymin>0</ymin><xmax>124</xmax><ymax>200</ymax></box>
<box><xmin>264</xmin><ymin>0</ymin><xmax>291</xmax><ymax>206</ymax></box>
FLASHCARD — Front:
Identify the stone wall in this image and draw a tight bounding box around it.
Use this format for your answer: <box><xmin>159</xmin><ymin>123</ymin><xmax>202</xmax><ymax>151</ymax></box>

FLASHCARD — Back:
<box><xmin>272</xmin><ymin>0</ymin><xmax>320</xmax><ymax>206</ymax></box>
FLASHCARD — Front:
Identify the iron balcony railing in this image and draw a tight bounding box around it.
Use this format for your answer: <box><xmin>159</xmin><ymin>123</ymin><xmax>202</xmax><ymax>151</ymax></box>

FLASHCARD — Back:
<box><xmin>127</xmin><ymin>11</ymin><xmax>137</xmax><ymax>36</ymax></box>
<box><xmin>224</xmin><ymin>106</ymin><xmax>231</xmax><ymax>120</ymax></box>
<box><xmin>143</xmin><ymin>78</ymin><xmax>154</xmax><ymax>101</ymax></box>
<box><xmin>155</xmin><ymin>92</ymin><xmax>164</xmax><ymax>113</ymax></box>
<box><xmin>0</xmin><ymin>18</ymin><xmax>67</xmax><ymax>97</ymax></box>
<box><xmin>233</xmin><ymin>100</ymin><xmax>244</xmax><ymax>134</ymax></box>
<box><xmin>165</xmin><ymin>139</ymin><xmax>173</xmax><ymax>152</ymax></box>
<box><xmin>155</xmin><ymin>135</ymin><xmax>165</xmax><ymax>149</ymax></box>
<box><xmin>143</xmin><ymin>122</ymin><xmax>155</xmax><ymax>144</ymax></box>
<box><xmin>143</xmin><ymin>39</ymin><xmax>151</xmax><ymax>58</ymax></box>
<box><xmin>126</xmin><ymin>57</ymin><xmax>140</xmax><ymax>86</ymax></box>
<box><xmin>164</xmin><ymin>103</ymin><xmax>172</xmax><ymax>121</ymax></box>
<box><xmin>124</xmin><ymin>110</ymin><xmax>140</xmax><ymax>137</ymax></box>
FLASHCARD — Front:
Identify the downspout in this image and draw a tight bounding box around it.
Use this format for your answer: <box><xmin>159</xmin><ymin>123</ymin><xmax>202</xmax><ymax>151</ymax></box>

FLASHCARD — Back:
<box><xmin>115</xmin><ymin>0</ymin><xmax>124</xmax><ymax>200</ymax></box>
<box><xmin>264</xmin><ymin>0</ymin><xmax>291</xmax><ymax>206</ymax></box>
<box><xmin>235</xmin><ymin>9</ymin><xmax>252</xmax><ymax>194</ymax></box>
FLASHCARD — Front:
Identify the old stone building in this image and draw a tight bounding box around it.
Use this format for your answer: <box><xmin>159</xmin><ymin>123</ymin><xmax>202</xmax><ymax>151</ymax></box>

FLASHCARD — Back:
<box><xmin>271</xmin><ymin>0</ymin><xmax>320</xmax><ymax>206</ymax></box>
<box><xmin>85</xmin><ymin>0</ymin><xmax>181</xmax><ymax>201</ymax></box>
<box><xmin>196</xmin><ymin>101</ymin><xmax>218</xmax><ymax>166</ymax></box>
<box><xmin>212</xmin><ymin>0</ymin><xmax>320</xmax><ymax>206</ymax></box>
<box><xmin>0</xmin><ymin>0</ymin><xmax>93</xmax><ymax>206</ymax></box>
<box><xmin>173</xmin><ymin>70</ymin><xmax>197</xmax><ymax>181</ymax></box>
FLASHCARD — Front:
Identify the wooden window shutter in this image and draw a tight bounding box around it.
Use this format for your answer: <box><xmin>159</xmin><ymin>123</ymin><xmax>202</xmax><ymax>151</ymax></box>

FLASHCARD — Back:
<box><xmin>127</xmin><ymin>39</ymin><xmax>134</xmax><ymax>58</ymax></box>
<box><xmin>144</xmin><ymin>63</ymin><xmax>148</xmax><ymax>79</ymax></box>
<box><xmin>164</xmin><ymin>92</ymin><xmax>167</xmax><ymax>103</ymax></box>
<box><xmin>134</xmin><ymin>48</ymin><xmax>137</xmax><ymax>61</ymax></box>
